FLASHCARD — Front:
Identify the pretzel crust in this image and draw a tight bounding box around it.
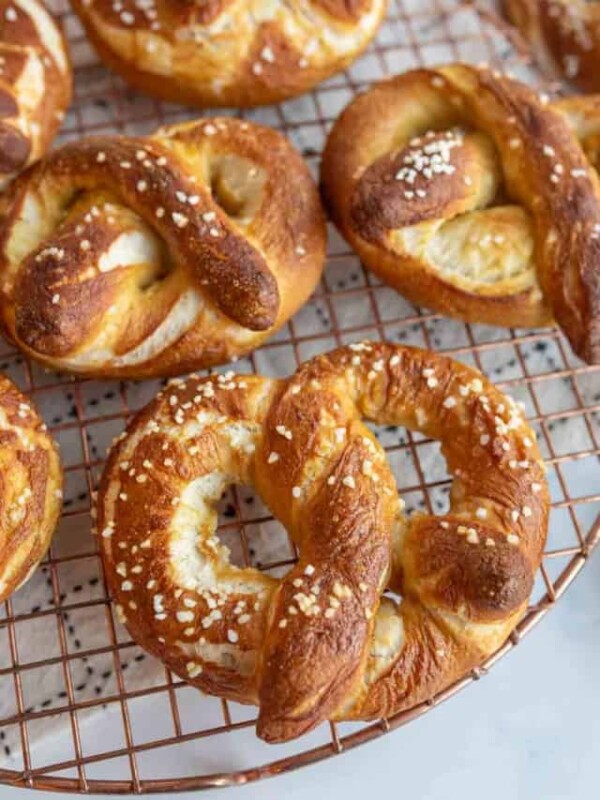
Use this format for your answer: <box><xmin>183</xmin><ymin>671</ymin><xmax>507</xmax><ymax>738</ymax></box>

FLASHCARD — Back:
<box><xmin>503</xmin><ymin>0</ymin><xmax>600</xmax><ymax>92</ymax></box>
<box><xmin>0</xmin><ymin>0</ymin><xmax>71</xmax><ymax>188</ymax></box>
<box><xmin>320</xmin><ymin>64</ymin><xmax>600</xmax><ymax>364</ymax></box>
<box><xmin>0</xmin><ymin>374</ymin><xmax>63</xmax><ymax>602</ymax></box>
<box><xmin>0</xmin><ymin>117</ymin><xmax>326</xmax><ymax>378</ymax></box>
<box><xmin>97</xmin><ymin>342</ymin><xmax>548</xmax><ymax>742</ymax></box>
<box><xmin>69</xmin><ymin>0</ymin><xmax>388</xmax><ymax>108</ymax></box>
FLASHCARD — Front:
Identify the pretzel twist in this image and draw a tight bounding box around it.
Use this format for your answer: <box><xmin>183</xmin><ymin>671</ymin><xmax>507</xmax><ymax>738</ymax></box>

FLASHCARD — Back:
<box><xmin>0</xmin><ymin>117</ymin><xmax>326</xmax><ymax>377</ymax></box>
<box><xmin>504</xmin><ymin>1</ymin><xmax>600</xmax><ymax>92</ymax></box>
<box><xmin>0</xmin><ymin>374</ymin><xmax>63</xmax><ymax>602</ymax></box>
<box><xmin>97</xmin><ymin>342</ymin><xmax>548</xmax><ymax>743</ymax></box>
<box><xmin>0</xmin><ymin>0</ymin><xmax>71</xmax><ymax>188</ymax></box>
<box><xmin>321</xmin><ymin>64</ymin><xmax>600</xmax><ymax>364</ymax></box>
<box><xmin>69</xmin><ymin>0</ymin><xmax>388</xmax><ymax>108</ymax></box>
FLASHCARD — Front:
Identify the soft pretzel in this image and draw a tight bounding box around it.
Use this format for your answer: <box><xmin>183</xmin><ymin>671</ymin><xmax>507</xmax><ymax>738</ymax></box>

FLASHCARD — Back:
<box><xmin>503</xmin><ymin>1</ymin><xmax>600</xmax><ymax>92</ymax></box>
<box><xmin>320</xmin><ymin>64</ymin><xmax>600</xmax><ymax>364</ymax></box>
<box><xmin>0</xmin><ymin>117</ymin><xmax>326</xmax><ymax>378</ymax></box>
<box><xmin>97</xmin><ymin>341</ymin><xmax>548</xmax><ymax>743</ymax></box>
<box><xmin>69</xmin><ymin>0</ymin><xmax>388</xmax><ymax>108</ymax></box>
<box><xmin>0</xmin><ymin>0</ymin><xmax>71</xmax><ymax>188</ymax></box>
<box><xmin>0</xmin><ymin>373</ymin><xmax>63</xmax><ymax>602</ymax></box>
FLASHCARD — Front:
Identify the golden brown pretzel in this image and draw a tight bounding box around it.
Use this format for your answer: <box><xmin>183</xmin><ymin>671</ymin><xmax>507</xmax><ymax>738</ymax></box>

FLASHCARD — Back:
<box><xmin>0</xmin><ymin>373</ymin><xmax>63</xmax><ymax>602</ymax></box>
<box><xmin>0</xmin><ymin>117</ymin><xmax>326</xmax><ymax>378</ymax></box>
<box><xmin>503</xmin><ymin>0</ymin><xmax>600</xmax><ymax>92</ymax></box>
<box><xmin>97</xmin><ymin>342</ymin><xmax>548</xmax><ymax>743</ymax></box>
<box><xmin>0</xmin><ymin>0</ymin><xmax>71</xmax><ymax>188</ymax></box>
<box><xmin>69</xmin><ymin>0</ymin><xmax>388</xmax><ymax>108</ymax></box>
<box><xmin>321</xmin><ymin>64</ymin><xmax>600</xmax><ymax>364</ymax></box>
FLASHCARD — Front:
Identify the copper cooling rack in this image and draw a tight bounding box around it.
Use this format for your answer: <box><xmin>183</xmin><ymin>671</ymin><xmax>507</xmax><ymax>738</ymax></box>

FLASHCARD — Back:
<box><xmin>0</xmin><ymin>0</ymin><xmax>599</xmax><ymax>793</ymax></box>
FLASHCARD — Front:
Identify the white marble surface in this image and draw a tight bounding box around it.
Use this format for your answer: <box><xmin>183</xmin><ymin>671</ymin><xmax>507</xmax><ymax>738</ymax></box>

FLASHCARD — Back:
<box><xmin>1</xmin><ymin>543</ymin><xmax>598</xmax><ymax>800</ymax></box>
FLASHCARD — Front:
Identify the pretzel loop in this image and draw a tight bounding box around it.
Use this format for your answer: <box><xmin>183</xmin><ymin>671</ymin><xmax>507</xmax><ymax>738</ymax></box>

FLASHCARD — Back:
<box><xmin>97</xmin><ymin>343</ymin><xmax>548</xmax><ymax>743</ymax></box>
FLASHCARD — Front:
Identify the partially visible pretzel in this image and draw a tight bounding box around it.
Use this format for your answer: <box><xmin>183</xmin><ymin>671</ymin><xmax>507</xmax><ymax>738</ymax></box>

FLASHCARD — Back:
<box><xmin>0</xmin><ymin>0</ymin><xmax>71</xmax><ymax>188</ymax></box>
<box><xmin>0</xmin><ymin>373</ymin><xmax>63</xmax><ymax>602</ymax></box>
<box><xmin>69</xmin><ymin>0</ymin><xmax>388</xmax><ymax>108</ymax></box>
<box><xmin>503</xmin><ymin>1</ymin><xmax>600</xmax><ymax>92</ymax></box>
<box><xmin>0</xmin><ymin>117</ymin><xmax>326</xmax><ymax>378</ymax></box>
<box><xmin>97</xmin><ymin>341</ymin><xmax>548</xmax><ymax>743</ymax></box>
<box><xmin>321</xmin><ymin>64</ymin><xmax>600</xmax><ymax>364</ymax></box>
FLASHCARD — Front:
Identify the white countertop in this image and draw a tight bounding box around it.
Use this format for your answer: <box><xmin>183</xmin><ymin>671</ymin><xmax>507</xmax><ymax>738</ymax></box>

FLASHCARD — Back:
<box><xmin>1</xmin><ymin>544</ymin><xmax>597</xmax><ymax>800</ymax></box>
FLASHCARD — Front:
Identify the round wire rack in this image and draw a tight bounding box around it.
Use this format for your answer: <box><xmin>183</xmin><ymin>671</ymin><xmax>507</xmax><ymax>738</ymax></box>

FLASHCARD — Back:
<box><xmin>0</xmin><ymin>0</ymin><xmax>599</xmax><ymax>793</ymax></box>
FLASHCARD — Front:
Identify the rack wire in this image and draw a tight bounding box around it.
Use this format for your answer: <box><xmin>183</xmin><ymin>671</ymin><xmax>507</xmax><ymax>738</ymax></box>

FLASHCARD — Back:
<box><xmin>0</xmin><ymin>0</ymin><xmax>598</xmax><ymax>793</ymax></box>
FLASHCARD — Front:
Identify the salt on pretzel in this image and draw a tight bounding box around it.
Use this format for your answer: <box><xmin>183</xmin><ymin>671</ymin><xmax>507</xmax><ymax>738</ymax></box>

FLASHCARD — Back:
<box><xmin>97</xmin><ymin>342</ymin><xmax>548</xmax><ymax>743</ymax></box>
<box><xmin>69</xmin><ymin>0</ymin><xmax>388</xmax><ymax>108</ymax></box>
<box><xmin>0</xmin><ymin>373</ymin><xmax>63</xmax><ymax>602</ymax></box>
<box><xmin>503</xmin><ymin>0</ymin><xmax>600</xmax><ymax>92</ymax></box>
<box><xmin>0</xmin><ymin>0</ymin><xmax>71</xmax><ymax>188</ymax></box>
<box><xmin>320</xmin><ymin>63</ymin><xmax>600</xmax><ymax>364</ymax></box>
<box><xmin>0</xmin><ymin>117</ymin><xmax>326</xmax><ymax>378</ymax></box>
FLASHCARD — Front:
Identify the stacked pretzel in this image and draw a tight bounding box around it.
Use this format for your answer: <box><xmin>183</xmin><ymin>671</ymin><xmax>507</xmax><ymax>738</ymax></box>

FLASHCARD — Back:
<box><xmin>97</xmin><ymin>342</ymin><xmax>549</xmax><ymax>743</ymax></box>
<box><xmin>321</xmin><ymin>63</ymin><xmax>600</xmax><ymax>364</ymax></box>
<box><xmin>504</xmin><ymin>1</ymin><xmax>600</xmax><ymax>92</ymax></box>
<box><xmin>0</xmin><ymin>0</ymin><xmax>71</xmax><ymax>187</ymax></box>
<box><xmin>0</xmin><ymin>117</ymin><xmax>326</xmax><ymax>377</ymax></box>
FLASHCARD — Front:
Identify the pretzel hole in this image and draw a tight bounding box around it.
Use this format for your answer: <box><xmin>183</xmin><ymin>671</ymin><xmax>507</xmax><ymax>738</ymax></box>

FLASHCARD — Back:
<box><xmin>214</xmin><ymin>485</ymin><xmax>295</xmax><ymax>576</ymax></box>
<box><xmin>209</xmin><ymin>155</ymin><xmax>265</xmax><ymax>221</ymax></box>
<box><xmin>65</xmin><ymin>190</ymin><xmax>174</xmax><ymax>293</ymax></box>
<box><xmin>363</xmin><ymin>421</ymin><xmax>451</xmax><ymax>514</ymax></box>
<box><xmin>136</xmin><ymin>244</ymin><xmax>173</xmax><ymax>292</ymax></box>
<box><xmin>581</xmin><ymin>133</ymin><xmax>600</xmax><ymax>173</ymax></box>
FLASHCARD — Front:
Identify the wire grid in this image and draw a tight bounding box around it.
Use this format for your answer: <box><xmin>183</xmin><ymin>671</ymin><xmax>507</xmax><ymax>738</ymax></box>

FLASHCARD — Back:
<box><xmin>0</xmin><ymin>0</ymin><xmax>598</xmax><ymax>793</ymax></box>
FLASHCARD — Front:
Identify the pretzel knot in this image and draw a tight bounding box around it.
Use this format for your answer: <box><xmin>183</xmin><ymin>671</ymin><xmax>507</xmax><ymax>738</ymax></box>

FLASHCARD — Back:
<box><xmin>97</xmin><ymin>342</ymin><xmax>548</xmax><ymax>743</ymax></box>
<box><xmin>0</xmin><ymin>374</ymin><xmax>63</xmax><ymax>602</ymax></box>
<box><xmin>0</xmin><ymin>0</ymin><xmax>71</xmax><ymax>187</ymax></box>
<box><xmin>504</xmin><ymin>1</ymin><xmax>600</xmax><ymax>92</ymax></box>
<box><xmin>0</xmin><ymin>118</ymin><xmax>326</xmax><ymax>377</ymax></box>
<box><xmin>321</xmin><ymin>63</ymin><xmax>600</xmax><ymax>364</ymax></box>
<box><xmin>70</xmin><ymin>0</ymin><xmax>388</xmax><ymax>107</ymax></box>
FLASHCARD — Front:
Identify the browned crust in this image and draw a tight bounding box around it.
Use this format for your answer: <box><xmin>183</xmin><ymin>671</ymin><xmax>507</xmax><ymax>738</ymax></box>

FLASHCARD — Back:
<box><xmin>0</xmin><ymin>118</ymin><xmax>327</xmax><ymax>378</ymax></box>
<box><xmin>97</xmin><ymin>342</ymin><xmax>548</xmax><ymax>743</ymax></box>
<box><xmin>0</xmin><ymin>374</ymin><xmax>63</xmax><ymax>602</ymax></box>
<box><xmin>0</xmin><ymin>0</ymin><xmax>72</xmax><ymax>183</ymax></box>
<box><xmin>320</xmin><ymin>64</ymin><xmax>600</xmax><ymax>363</ymax></box>
<box><xmin>473</xmin><ymin>67</ymin><xmax>600</xmax><ymax>362</ymax></box>
<box><xmin>503</xmin><ymin>0</ymin><xmax>600</xmax><ymax>93</ymax></box>
<box><xmin>312</xmin><ymin>0</ymin><xmax>373</xmax><ymax>22</ymax></box>
<box><xmin>69</xmin><ymin>0</ymin><xmax>387</xmax><ymax>108</ymax></box>
<box><xmin>9</xmin><ymin>136</ymin><xmax>279</xmax><ymax>331</ymax></box>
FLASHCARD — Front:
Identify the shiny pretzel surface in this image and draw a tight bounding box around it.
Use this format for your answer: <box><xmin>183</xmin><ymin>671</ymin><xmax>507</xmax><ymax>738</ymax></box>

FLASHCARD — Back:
<box><xmin>504</xmin><ymin>0</ymin><xmax>600</xmax><ymax>92</ymax></box>
<box><xmin>0</xmin><ymin>373</ymin><xmax>63</xmax><ymax>602</ymax></box>
<box><xmin>0</xmin><ymin>0</ymin><xmax>71</xmax><ymax>188</ymax></box>
<box><xmin>69</xmin><ymin>0</ymin><xmax>388</xmax><ymax>107</ymax></box>
<box><xmin>321</xmin><ymin>63</ymin><xmax>600</xmax><ymax>364</ymax></box>
<box><xmin>0</xmin><ymin>117</ymin><xmax>326</xmax><ymax>378</ymax></box>
<box><xmin>97</xmin><ymin>342</ymin><xmax>549</xmax><ymax>743</ymax></box>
